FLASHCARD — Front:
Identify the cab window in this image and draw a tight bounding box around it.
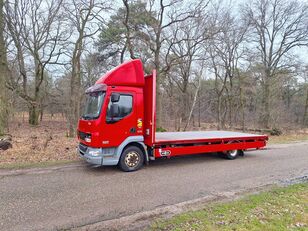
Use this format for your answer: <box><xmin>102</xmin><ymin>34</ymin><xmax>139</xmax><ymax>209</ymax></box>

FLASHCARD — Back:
<box><xmin>106</xmin><ymin>94</ymin><xmax>133</xmax><ymax>122</ymax></box>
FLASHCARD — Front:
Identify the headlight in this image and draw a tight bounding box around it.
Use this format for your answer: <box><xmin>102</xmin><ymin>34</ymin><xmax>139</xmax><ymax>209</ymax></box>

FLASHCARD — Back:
<box><xmin>88</xmin><ymin>149</ymin><xmax>102</xmax><ymax>156</ymax></box>
<box><xmin>78</xmin><ymin>131</ymin><xmax>92</xmax><ymax>143</ymax></box>
<box><xmin>85</xmin><ymin>137</ymin><xmax>91</xmax><ymax>143</ymax></box>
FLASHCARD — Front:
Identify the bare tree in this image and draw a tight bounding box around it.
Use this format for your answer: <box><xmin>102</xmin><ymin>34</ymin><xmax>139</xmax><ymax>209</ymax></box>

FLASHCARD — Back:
<box><xmin>163</xmin><ymin>16</ymin><xmax>209</xmax><ymax>128</ymax></box>
<box><xmin>208</xmin><ymin>46</ymin><xmax>229</xmax><ymax>130</ymax></box>
<box><xmin>210</xmin><ymin>8</ymin><xmax>249</xmax><ymax>129</ymax></box>
<box><xmin>148</xmin><ymin>0</ymin><xmax>206</xmax><ymax>128</ymax></box>
<box><xmin>66</xmin><ymin>0</ymin><xmax>108</xmax><ymax>137</ymax></box>
<box><xmin>5</xmin><ymin>0</ymin><xmax>65</xmax><ymax>125</ymax></box>
<box><xmin>244</xmin><ymin>0</ymin><xmax>308</xmax><ymax>128</ymax></box>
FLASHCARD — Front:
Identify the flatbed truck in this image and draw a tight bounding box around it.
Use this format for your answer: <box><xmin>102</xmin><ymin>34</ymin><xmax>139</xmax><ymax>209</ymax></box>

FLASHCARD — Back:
<box><xmin>77</xmin><ymin>59</ymin><xmax>268</xmax><ymax>171</ymax></box>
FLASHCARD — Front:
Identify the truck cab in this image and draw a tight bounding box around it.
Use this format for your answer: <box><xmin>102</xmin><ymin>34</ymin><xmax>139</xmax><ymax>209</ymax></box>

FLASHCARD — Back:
<box><xmin>78</xmin><ymin>60</ymin><xmax>152</xmax><ymax>171</ymax></box>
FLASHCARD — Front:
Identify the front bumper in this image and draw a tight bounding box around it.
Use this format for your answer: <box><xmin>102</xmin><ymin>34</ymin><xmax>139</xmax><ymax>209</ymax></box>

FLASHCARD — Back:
<box><xmin>78</xmin><ymin>144</ymin><xmax>103</xmax><ymax>165</ymax></box>
<box><xmin>79</xmin><ymin>152</ymin><xmax>103</xmax><ymax>166</ymax></box>
<box><xmin>78</xmin><ymin>143</ymin><xmax>118</xmax><ymax>166</ymax></box>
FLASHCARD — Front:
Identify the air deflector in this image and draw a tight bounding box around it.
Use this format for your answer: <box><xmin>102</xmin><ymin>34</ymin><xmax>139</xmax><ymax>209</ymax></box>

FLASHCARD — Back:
<box><xmin>96</xmin><ymin>59</ymin><xmax>145</xmax><ymax>87</ymax></box>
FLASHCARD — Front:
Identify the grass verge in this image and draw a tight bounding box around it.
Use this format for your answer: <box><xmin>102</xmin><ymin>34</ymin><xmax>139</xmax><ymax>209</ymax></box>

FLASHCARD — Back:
<box><xmin>0</xmin><ymin>159</ymin><xmax>81</xmax><ymax>170</ymax></box>
<box><xmin>151</xmin><ymin>183</ymin><xmax>308</xmax><ymax>231</ymax></box>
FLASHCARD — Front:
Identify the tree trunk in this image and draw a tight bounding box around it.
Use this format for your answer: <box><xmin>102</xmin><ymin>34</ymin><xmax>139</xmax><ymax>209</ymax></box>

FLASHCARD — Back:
<box><xmin>27</xmin><ymin>55</ymin><xmax>43</xmax><ymax>126</ymax></box>
<box><xmin>68</xmin><ymin>81</ymin><xmax>76</xmax><ymax>137</ymax></box>
<box><xmin>154</xmin><ymin>30</ymin><xmax>162</xmax><ymax>129</ymax></box>
<box><xmin>40</xmin><ymin>108</ymin><xmax>44</xmax><ymax>122</ymax></box>
<box><xmin>0</xmin><ymin>0</ymin><xmax>8</xmax><ymax>135</ymax></box>
<box><xmin>198</xmin><ymin>91</ymin><xmax>201</xmax><ymax>127</ymax></box>
<box><xmin>68</xmin><ymin>75</ymin><xmax>81</xmax><ymax>137</ymax></box>
<box><xmin>184</xmin><ymin>76</ymin><xmax>201</xmax><ymax>131</ymax></box>
<box><xmin>303</xmin><ymin>86</ymin><xmax>308</xmax><ymax>127</ymax></box>
<box><xmin>122</xmin><ymin>0</ymin><xmax>135</xmax><ymax>60</ymax></box>
<box><xmin>217</xmin><ymin>96</ymin><xmax>221</xmax><ymax>130</ymax></box>
<box><xmin>29</xmin><ymin>84</ymin><xmax>41</xmax><ymax>126</ymax></box>
<box><xmin>221</xmin><ymin>100</ymin><xmax>227</xmax><ymax>129</ymax></box>
<box><xmin>239</xmin><ymin>76</ymin><xmax>245</xmax><ymax>131</ymax></box>
<box><xmin>181</xmin><ymin>90</ymin><xmax>189</xmax><ymax>125</ymax></box>
<box><xmin>226</xmin><ymin>89</ymin><xmax>233</xmax><ymax>128</ymax></box>
<box><xmin>226</xmin><ymin>78</ymin><xmax>234</xmax><ymax>128</ymax></box>
<box><xmin>68</xmin><ymin>49</ymin><xmax>82</xmax><ymax>137</ymax></box>
<box><xmin>29</xmin><ymin>104</ymin><xmax>40</xmax><ymax>126</ymax></box>
<box><xmin>261</xmin><ymin>72</ymin><xmax>271</xmax><ymax>129</ymax></box>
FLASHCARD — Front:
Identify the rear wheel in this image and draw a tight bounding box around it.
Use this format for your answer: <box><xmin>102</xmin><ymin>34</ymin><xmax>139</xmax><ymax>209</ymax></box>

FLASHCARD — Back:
<box><xmin>225</xmin><ymin>149</ymin><xmax>239</xmax><ymax>160</ymax></box>
<box><xmin>119</xmin><ymin>146</ymin><xmax>144</xmax><ymax>172</ymax></box>
<box><xmin>219</xmin><ymin>149</ymin><xmax>240</xmax><ymax>160</ymax></box>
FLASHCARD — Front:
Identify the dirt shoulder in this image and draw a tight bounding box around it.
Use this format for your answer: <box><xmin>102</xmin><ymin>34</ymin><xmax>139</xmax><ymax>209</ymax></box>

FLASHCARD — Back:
<box><xmin>0</xmin><ymin>117</ymin><xmax>79</xmax><ymax>168</ymax></box>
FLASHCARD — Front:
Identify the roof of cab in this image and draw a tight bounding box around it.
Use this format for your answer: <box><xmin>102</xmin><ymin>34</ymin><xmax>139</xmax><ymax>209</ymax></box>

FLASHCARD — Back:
<box><xmin>96</xmin><ymin>59</ymin><xmax>145</xmax><ymax>87</ymax></box>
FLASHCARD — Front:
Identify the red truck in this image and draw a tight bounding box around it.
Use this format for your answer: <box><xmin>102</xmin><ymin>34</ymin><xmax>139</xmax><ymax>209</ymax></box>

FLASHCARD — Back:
<box><xmin>77</xmin><ymin>59</ymin><xmax>268</xmax><ymax>171</ymax></box>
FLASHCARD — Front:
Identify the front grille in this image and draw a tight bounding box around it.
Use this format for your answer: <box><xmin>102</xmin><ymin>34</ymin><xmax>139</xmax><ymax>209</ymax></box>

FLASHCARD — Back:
<box><xmin>79</xmin><ymin>143</ymin><xmax>88</xmax><ymax>154</ymax></box>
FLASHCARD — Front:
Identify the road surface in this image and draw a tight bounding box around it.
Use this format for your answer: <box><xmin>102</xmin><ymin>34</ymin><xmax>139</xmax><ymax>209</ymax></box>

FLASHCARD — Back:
<box><xmin>0</xmin><ymin>142</ymin><xmax>307</xmax><ymax>231</ymax></box>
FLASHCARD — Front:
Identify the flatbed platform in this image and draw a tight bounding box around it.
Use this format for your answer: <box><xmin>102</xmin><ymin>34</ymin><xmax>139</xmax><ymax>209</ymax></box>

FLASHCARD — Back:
<box><xmin>153</xmin><ymin>131</ymin><xmax>268</xmax><ymax>158</ymax></box>
<box><xmin>155</xmin><ymin>131</ymin><xmax>267</xmax><ymax>144</ymax></box>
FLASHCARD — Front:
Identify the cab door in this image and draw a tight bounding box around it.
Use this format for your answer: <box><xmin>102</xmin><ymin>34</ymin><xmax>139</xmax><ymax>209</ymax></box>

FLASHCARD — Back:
<box><xmin>101</xmin><ymin>91</ymin><xmax>137</xmax><ymax>147</ymax></box>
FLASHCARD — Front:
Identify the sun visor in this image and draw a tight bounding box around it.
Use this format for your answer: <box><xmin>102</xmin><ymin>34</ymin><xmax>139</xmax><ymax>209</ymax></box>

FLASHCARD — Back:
<box><xmin>85</xmin><ymin>84</ymin><xmax>107</xmax><ymax>94</ymax></box>
<box><xmin>96</xmin><ymin>59</ymin><xmax>145</xmax><ymax>87</ymax></box>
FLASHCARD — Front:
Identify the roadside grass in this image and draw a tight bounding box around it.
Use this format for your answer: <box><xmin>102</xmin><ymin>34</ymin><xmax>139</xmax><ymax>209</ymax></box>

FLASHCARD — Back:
<box><xmin>0</xmin><ymin>159</ymin><xmax>81</xmax><ymax>170</ymax></box>
<box><xmin>269</xmin><ymin>134</ymin><xmax>308</xmax><ymax>144</ymax></box>
<box><xmin>151</xmin><ymin>183</ymin><xmax>308</xmax><ymax>231</ymax></box>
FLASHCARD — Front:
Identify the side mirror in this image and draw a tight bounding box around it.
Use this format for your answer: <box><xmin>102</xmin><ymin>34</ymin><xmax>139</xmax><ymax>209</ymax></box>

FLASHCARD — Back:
<box><xmin>110</xmin><ymin>104</ymin><xmax>120</xmax><ymax>118</ymax></box>
<box><xmin>111</xmin><ymin>93</ymin><xmax>120</xmax><ymax>103</ymax></box>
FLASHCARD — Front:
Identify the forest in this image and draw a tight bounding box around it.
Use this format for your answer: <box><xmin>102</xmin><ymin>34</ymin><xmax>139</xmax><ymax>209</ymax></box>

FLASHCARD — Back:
<box><xmin>0</xmin><ymin>0</ymin><xmax>308</xmax><ymax>139</ymax></box>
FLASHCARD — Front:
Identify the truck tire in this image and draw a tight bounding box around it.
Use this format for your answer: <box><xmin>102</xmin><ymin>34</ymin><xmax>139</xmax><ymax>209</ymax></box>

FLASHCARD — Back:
<box><xmin>219</xmin><ymin>150</ymin><xmax>240</xmax><ymax>160</ymax></box>
<box><xmin>225</xmin><ymin>150</ymin><xmax>240</xmax><ymax>160</ymax></box>
<box><xmin>119</xmin><ymin>146</ymin><xmax>144</xmax><ymax>172</ymax></box>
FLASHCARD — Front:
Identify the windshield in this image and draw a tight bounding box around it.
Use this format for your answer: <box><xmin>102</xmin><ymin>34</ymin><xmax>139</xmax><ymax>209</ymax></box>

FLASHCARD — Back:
<box><xmin>82</xmin><ymin>92</ymin><xmax>105</xmax><ymax>120</ymax></box>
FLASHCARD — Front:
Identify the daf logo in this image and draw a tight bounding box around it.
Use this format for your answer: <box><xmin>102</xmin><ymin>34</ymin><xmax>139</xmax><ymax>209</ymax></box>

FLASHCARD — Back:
<box><xmin>159</xmin><ymin>149</ymin><xmax>171</xmax><ymax>156</ymax></box>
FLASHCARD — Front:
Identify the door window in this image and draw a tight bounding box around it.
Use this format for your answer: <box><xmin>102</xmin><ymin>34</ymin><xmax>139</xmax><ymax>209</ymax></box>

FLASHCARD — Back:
<box><xmin>106</xmin><ymin>94</ymin><xmax>133</xmax><ymax>122</ymax></box>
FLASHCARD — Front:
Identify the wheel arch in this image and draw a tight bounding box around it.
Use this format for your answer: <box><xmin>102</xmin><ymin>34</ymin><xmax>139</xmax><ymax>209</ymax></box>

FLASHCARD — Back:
<box><xmin>123</xmin><ymin>142</ymin><xmax>149</xmax><ymax>164</ymax></box>
<box><xmin>115</xmin><ymin>136</ymin><xmax>149</xmax><ymax>164</ymax></box>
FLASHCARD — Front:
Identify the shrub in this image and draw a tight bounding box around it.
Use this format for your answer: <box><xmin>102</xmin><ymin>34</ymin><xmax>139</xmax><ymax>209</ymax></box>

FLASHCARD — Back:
<box><xmin>156</xmin><ymin>127</ymin><xmax>167</xmax><ymax>132</ymax></box>
<box><xmin>270</xmin><ymin>128</ymin><xmax>282</xmax><ymax>136</ymax></box>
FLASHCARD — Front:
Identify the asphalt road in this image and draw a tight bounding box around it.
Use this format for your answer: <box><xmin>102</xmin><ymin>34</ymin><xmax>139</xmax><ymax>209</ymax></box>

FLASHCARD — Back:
<box><xmin>0</xmin><ymin>142</ymin><xmax>308</xmax><ymax>231</ymax></box>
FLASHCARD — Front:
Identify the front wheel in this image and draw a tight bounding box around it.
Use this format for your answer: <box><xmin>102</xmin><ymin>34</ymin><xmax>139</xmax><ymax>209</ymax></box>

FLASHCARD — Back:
<box><xmin>119</xmin><ymin>146</ymin><xmax>144</xmax><ymax>172</ymax></box>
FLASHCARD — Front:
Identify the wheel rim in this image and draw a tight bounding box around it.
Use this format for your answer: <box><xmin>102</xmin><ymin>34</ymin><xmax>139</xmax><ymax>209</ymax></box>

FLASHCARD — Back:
<box><xmin>124</xmin><ymin>151</ymin><xmax>140</xmax><ymax>168</ymax></box>
<box><xmin>228</xmin><ymin>150</ymin><xmax>237</xmax><ymax>157</ymax></box>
